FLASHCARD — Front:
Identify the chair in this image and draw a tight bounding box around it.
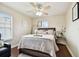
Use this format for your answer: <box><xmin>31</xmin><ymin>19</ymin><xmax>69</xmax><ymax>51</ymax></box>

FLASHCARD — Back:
<box><xmin>0</xmin><ymin>44</ymin><xmax>11</xmax><ymax>57</ymax></box>
<box><xmin>0</xmin><ymin>33</ymin><xmax>1</xmax><ymax>40</ymax></box>
<box><xmin>0</xmin><ymin>33</ymin><xmax>11</xmax><ymax>57</ymax></box>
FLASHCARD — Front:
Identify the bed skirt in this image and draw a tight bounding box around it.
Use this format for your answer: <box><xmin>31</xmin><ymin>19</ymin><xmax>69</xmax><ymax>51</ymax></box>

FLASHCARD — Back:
<box><xmin>19</xmin><ymin>48</ymin><xmax>51</xmax><ymax>57</ymax></box>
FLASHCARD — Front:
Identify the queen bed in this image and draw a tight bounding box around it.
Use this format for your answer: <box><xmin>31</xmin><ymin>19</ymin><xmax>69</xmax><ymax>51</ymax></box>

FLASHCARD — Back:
<box><xmin>18</xmin><ymin>28</ymin><xmax>59</xmax><ymax>57</ymax></box>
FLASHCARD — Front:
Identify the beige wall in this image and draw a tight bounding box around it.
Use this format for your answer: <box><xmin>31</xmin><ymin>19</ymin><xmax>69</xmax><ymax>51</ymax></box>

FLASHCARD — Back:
<box><xmin>65</xmin><ymin>3</ymin><xmax>79</xmax><ymax>56</ymax></box>
<box><xmin>33</xmin><ymin>15</ymin><xmax>66</xmax><ymax>31</ymax></box>
<box><xmin>0</xmin><ymin>4</ymin><xmax>32</xmax><ymax>48</ymax></box>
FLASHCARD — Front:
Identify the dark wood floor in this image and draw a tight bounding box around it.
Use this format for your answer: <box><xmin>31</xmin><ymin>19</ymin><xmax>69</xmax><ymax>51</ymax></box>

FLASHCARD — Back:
<box><xmin>56</xmin><ymin>44</ymin><xmax>71</xmax><ymax>57</ymax></box>
<box><xmin>11</xmin><ymin>43</ymin><xmax>72</xmax><ymax>57</ymax></box>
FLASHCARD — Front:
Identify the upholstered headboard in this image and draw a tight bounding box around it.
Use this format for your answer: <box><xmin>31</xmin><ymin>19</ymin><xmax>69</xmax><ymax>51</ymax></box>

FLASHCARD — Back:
<box><xmin>36</xmin><ymin>28</ymin><xmax>56</xmax><ymax>35</ymax></box>
<box><xmin>38</xmin><ymin>28</ymin><xmax>56</xmax><ymax>31</ymax></box>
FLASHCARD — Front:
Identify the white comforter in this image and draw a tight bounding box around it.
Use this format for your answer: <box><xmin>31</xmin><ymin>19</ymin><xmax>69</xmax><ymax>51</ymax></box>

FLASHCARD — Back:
<box><xmin>18</xmin><ymin>34</ymin><xmax>59</xmax><ymax>57</ymax></box>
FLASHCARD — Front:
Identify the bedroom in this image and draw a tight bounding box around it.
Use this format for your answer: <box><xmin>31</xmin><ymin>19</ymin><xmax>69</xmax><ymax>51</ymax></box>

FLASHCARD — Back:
<box><xmin>0</xmin><ymin>2</ymin><xmax>79</xmax><ymax>57</ymax></box>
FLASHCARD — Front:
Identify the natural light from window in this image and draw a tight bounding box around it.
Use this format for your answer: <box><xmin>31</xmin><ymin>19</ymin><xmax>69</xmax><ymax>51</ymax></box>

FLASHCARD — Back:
<box><xmin>38</xmin><ymin>20</ymin><xmax>48</xmax><ymax>28</ymax></box>
<box><xmin>0</xmin><ymin>12</ymin><xmax>12</xmax><ymax>41</ymax></box>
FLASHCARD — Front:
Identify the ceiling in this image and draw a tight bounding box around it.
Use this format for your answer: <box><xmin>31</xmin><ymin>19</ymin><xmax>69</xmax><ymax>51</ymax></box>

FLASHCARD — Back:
<box><xmin>1</xmin><ymin>2</ymin><xmax>72</xmax><ymax>17</ymax></box>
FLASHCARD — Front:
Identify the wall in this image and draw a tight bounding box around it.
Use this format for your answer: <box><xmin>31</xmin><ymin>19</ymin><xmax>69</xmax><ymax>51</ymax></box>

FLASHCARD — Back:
<box><xmin>0</xmin><ymin>4</ymin><xmax>32</xmax><ymax>48</ymax></box>
<box><xmin>65</xmin><ymin>3</ymin><xmax>79</xmax><ymax>56</ymax></box>
<box><xmin>33</xmin><ymin>15</ymin><xmax>66</xmax><ymax>31</ymax></box>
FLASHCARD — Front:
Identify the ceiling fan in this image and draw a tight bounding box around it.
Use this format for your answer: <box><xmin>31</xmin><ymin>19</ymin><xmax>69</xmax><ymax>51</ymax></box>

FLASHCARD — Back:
<box><xmin>29</xmin><ymin>2</ymin><xmax>51</xmax><ymax>16</ymax></box>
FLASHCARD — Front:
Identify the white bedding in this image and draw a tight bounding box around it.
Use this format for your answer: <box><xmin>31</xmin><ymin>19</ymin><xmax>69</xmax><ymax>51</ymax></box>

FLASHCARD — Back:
<box><xmin>18</xmin><ymin>34</ymin><xmax>59</xmax><ymax>57</ymax></box>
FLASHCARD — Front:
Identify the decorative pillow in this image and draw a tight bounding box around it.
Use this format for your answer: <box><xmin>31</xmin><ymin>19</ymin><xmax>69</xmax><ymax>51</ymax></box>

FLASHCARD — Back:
<box><xmin>37</xmin><ymin>30</ymin><xmax>48</xmax><ymax>34</ymax></box>
<box><xmin>47</xmin><ymin>30</ymin><xmax>54</xmax><ymax>35</ymax></box>
<box><xmin>37</xmin><ymin>30</ymin><xmax>43</xmax><ymax>34</ymax></box>
<box><xmin>0</xmin><ymin>40</ymin><xmax>4</xmax><ymax>48</ymax></box>
<box><xmin>41</xmin><ymin>30</ymin><xmax>47</xmax><ymax>34</ymax></box>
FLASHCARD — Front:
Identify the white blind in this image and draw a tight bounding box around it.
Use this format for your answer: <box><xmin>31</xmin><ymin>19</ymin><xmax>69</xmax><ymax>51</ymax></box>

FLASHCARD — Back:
<box><xmin>0</xmin><ymin>13</ymin><xmax>12</xmax><ymax>41</ymax></box>
<box><xmin>42</xmin><ymin>20</ymin><xmax>48</xmax><ymax>28</ymax></box>
<box><xmin>38</xmin><ymin>20</ymin><xmax>48</xmax><ymax>28</ymax></box>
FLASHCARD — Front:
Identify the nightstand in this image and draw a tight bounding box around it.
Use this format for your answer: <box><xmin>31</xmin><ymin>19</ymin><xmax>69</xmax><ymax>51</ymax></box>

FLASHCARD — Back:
<box><xmin>56</xmin><ymin>35</ymin><xmax>67</xmax><ymax>45</ymax></box>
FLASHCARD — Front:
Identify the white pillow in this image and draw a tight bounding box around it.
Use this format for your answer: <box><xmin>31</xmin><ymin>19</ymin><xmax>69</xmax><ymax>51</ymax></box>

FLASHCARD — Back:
<box><xmin>37</xmin><ymin>30</ymin><xmax>43</xmax><ymax>34</ymax></box>
<box><xmin>42</xmin><ymin>30</ymin><xmax>48</xmax><ymax>34</ymax></box>
<box><xmin>47</xmin><ymin>30</ymin><xmax>54</xmax><ymax>35</ymax></box>
<box><xmin>36</xmin><ymin>30</ymin><xmax>47</xmax><ymax>34</ymax></box>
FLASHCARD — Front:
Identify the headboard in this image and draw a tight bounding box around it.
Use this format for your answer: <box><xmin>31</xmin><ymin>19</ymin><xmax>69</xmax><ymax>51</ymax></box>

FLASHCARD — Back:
<box><xmin>37</xmin><ymin>28</ymin><xmax>56</xmax><ymax>38</ymax></box>
<box><xmin>38</xmin><ymin>28</ymin><xmax>56</xmax><ymax>31</ymax></box>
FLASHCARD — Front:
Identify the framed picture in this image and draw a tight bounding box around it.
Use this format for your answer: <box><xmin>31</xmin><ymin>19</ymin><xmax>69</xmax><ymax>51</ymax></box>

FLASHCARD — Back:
<box><xmin>72</xmin><ymin>2</ymin><xmax>79</xmax><ymax>22</ymax></box>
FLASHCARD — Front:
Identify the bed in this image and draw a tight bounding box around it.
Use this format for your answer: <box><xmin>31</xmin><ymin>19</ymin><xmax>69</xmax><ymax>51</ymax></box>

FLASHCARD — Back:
<box><xmin>18</xmin><ymin>28</ymin><xmax>59</xmax><ymax>57</ymax></box>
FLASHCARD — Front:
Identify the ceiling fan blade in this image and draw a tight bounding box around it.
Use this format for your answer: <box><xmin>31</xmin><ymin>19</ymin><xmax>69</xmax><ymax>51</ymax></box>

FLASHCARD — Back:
<box><xmin>30</xmin><ymin>2</ymin><xmax>41</xmax><ymax>11</ymax></box>
<box><xmin>30</xmin><ymin>2</ymin><xmax>38</xmax><ymax>10</ymax></box>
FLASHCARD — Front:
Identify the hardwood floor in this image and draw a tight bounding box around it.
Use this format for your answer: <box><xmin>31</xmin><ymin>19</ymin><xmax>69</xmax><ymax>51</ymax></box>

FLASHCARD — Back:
<box><xmin>11</xmin><ymin>43</ymin><xmax>72</xmax><ymax>57</ymax></box>
<box><xmin>11</xmin><ymin>46</ymin><xmax>19</xmax><ymax>57</ymax></box>
<box><xmin>56</xmin><ymin>44</ymin><xmax>71</xmax><ymax>57</ymax></box>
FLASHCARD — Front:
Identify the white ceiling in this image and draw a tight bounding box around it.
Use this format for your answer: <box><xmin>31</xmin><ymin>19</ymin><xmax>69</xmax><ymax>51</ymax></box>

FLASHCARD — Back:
<box><xmin>2</xmin><ymin>2</ymin><xmax>72</xmax><ymax>17</ymax></box>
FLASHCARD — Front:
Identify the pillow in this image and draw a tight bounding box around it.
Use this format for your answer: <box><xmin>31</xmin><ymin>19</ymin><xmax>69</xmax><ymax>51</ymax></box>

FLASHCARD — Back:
<box><xmin>47</xmin><ymin>30</ymin><xmax>54</xmax><ymax>35</ymax></box>
<box><xmin>37</xmin><ymin>30</ymin><xmax>48</xmax><ymax>34</ymax></box>
<box><xmin>0</xmin><ymin>40</ymin><xmax>4</xmax><ymax>48</ymax></box>
<box><xmin>37</xmin><ymin>30</ymin><xmax>43</xmax><ymax>34</ymax></box>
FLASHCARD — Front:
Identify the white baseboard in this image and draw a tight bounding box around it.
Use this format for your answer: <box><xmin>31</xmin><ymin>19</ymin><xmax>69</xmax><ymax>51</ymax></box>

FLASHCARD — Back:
<box><xmin>66</xmin><ymin>44</ymin><xmax>75</xmax><ymax>57</ymax></box>
<box><xmin>11</xmin><ymin>44</ymin><xmax>18</xmax><ymax>48</ymax></box>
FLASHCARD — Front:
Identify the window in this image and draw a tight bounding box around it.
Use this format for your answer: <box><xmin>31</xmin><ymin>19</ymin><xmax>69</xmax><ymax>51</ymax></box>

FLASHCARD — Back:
<box><xmin>42</xmin><ymin>20</ymin><xmax>48</xmax><ymax>28</ymax></box>
<box><xmin>0</xmin><ymin>12</ymin><xmax>12</xmax><ymax>41</ymax></box>
<box><xmin>38</xmin><ymin>20</ymin><xmax>48</xmax><ymax>28</ymax></box>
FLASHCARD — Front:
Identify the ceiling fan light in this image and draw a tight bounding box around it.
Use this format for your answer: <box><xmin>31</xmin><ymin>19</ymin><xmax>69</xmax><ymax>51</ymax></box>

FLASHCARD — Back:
<box><xmin>36</xmin><ymin>11</ymin><xmax>43</xmax><ymax>16</ymax></box>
